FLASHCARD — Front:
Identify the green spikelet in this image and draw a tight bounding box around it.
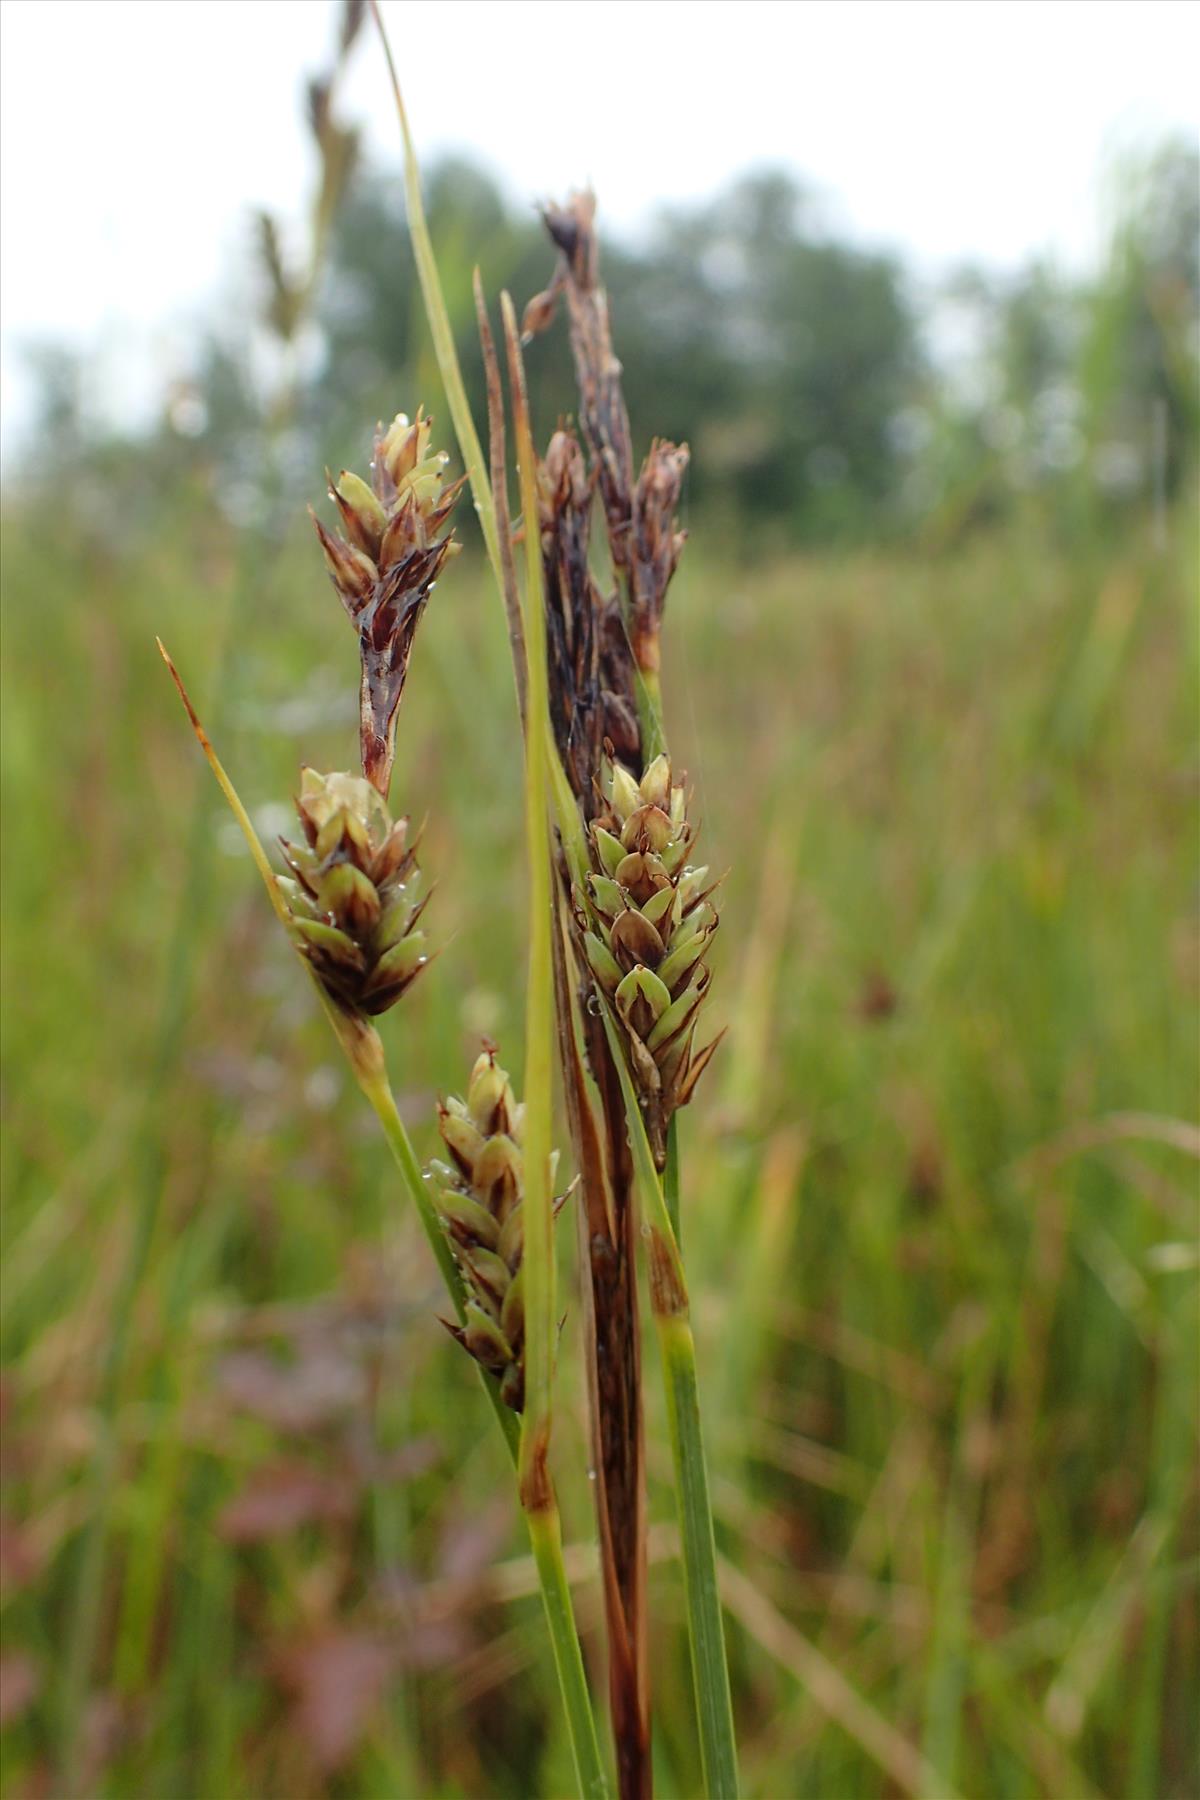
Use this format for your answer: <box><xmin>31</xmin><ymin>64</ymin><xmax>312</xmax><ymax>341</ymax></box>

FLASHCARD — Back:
<box><xmin>581</xmin><ymin>752</ymin><xmax>722</xmax><ymax>1167</ymax></box>
<box><xmin>428</xmin><ymin>1046</ymin><xmax>555</xmax><ymax>1413</ymax></box>
<box><xmin>278</xmin><ymin>768</ymin><xmax>429</xmax><ymax>1017</ymax></box>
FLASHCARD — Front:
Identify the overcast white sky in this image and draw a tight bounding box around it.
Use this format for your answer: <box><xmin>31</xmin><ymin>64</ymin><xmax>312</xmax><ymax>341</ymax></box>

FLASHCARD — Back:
<box><xmin>2</xmin><ymin>0</ymin><xmax>1197</xmax><ymax>445</ymax></box>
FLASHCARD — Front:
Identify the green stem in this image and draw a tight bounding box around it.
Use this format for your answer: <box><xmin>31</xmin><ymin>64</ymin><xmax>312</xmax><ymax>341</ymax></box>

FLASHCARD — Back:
<box><xmin>621</xmin><ymin>576</ymin><xmax>734</xmax><ymax>1791</ymax></box>
<box><xmin>657</xmin><ymin>1317</ymin><xmax>738</xmax><ymax>1800</ymax></box>
<box><xmin>601</xmin><ymin>1013</ymin><xmax>738</xmax><ymax>1797</ymax></box>
<box><xmin>664</xmin><ymin>1114</ymin><xmax>682</xmax><ymax>1246</ymax></box>
<box><xmin>634</xmin><ymin>666</ymin><xmax>667</xmax><ymax>764</ymax></box>
<box><xmin>502</xmin><ymin>289</ymin><xmax>557</xmax><ymax>1494</ymax></box>
<box><xmin>528</xmin><ymin>1507</ymin><xmax>612</xmax><ymax>1800</ymax></box>
<box><xmin>360</xmin><ymin>1071</ymin><xmax>467</xmax><ymax>1313</ymax></box>
<box><xmin>369</xmin><ymin>0</ymin><xmax>501</xmax><ymax>586</ymax></box>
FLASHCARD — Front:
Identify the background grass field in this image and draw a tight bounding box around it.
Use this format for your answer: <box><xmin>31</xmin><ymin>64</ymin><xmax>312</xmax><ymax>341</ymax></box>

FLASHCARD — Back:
<box><xmin>2</xmin><ymin>454</ymin><xmax>1197</xmax><ymax>1794</ymax></box>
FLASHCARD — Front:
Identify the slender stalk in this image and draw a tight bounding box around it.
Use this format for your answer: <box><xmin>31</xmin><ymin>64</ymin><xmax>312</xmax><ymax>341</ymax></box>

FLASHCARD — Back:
<box><xmin>368</xmin><ymin>0</ymin><xmax>501</xmax><ymax>584</ymax></box>
<box><xmin>159</xmin><ymin>642</ymin><xmax>524</xmax><ymax>1479</ymax></box>
<box><xmin>506</xmin><ymin>292</ymin><xmax>612</xmax><ymax>1800</ymax></box>
<box><xmin>658</xmin><ymin>1322</ymin><xmax>735</xmax><ymax>1794</ymax></box>
<box><xmin>528</xmin><ymin>1509</ymin><xmax>611</xmax><ymax>1800</ymax></box>
<box><xmin>360</xmin><ymin>1070</ymin><xmax>468</xmax><ymax>1316</ymax></box>
<box><xmin>664</xmin><ymin>1117</ymin><xmax>682</xmax><ymax>1247</ymax></box>
<box><xmin>553</xmin><ymin>888</ymin><xmax>652</xmax><ymax>1800</ymax></box>
<box><xmin>473</xmin><ymin>269</ymin><xmax>527</xmax><ymax>728</ymax></box>
<box><xmin>602</xmin><ymin>1013</ymin><xmax>739</xmax><ymax>1799</ymax></box>
<box><xmin>504</xmin><ymin>287</ymin><xmax>557</xmax><ymax>1502</ymax></box>
<box><xmin>634</xmin><ymin>667</ymin><xmax>667</xmax><ymax>766</ymax></box>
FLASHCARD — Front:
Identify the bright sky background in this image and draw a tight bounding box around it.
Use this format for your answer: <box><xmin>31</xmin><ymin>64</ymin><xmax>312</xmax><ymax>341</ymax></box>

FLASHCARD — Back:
<box><xmin>2</xmin><ymin>0</ymin><xmax>1197</xmax><ymax>446</ymax></box>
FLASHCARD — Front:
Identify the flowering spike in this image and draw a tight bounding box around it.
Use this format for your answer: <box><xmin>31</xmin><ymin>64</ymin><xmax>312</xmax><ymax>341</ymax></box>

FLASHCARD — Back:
<box><xmin>279</xmin><ymin>769</ymin><xmax>430</xmax><ymax>1017</ymax></box>
<box><xmin>428</xmin><ymin>1047</ymin><xmax>565</xmax><ymax>1412</ymax></box>
<box><xmin>311</xmin><ymin>408</ymin><xmax>461</xmax><ymax>798</ymax></box>
<box><xmin>580</xmin><ymin>755</ymin><xmax>720</xmax><ymax>1165</ymax></box>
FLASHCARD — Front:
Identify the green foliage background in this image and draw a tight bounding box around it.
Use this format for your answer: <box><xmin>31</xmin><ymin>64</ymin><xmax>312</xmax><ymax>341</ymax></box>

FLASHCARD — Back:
<box><xmin>1</xmin><ymin>121</ymin><xmax>1197</xmax><ymax>1800</ymax></box>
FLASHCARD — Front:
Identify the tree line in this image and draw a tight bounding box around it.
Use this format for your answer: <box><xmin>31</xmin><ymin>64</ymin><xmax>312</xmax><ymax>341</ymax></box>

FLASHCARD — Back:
<box><xmin>24</xmin><ymin>139</ymin><xmax>1198</xmax><ymax>547</ymax></box>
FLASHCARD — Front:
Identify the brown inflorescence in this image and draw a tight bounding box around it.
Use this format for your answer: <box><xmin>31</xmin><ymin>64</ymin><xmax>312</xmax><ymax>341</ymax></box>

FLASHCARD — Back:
<box><xmin>628</xmin><ymin>441</ymin><xmax>689</xmax><ymax>679</ymax></box>
<box><xmin>311</xmin><ymin>409</ymin><xmax>462</xmax><ymax>798</ymax></box>
<box><xmin>580</xmin><ymin>754</ymin><xmax>722</xmax><ymax>1168</ymax></box>
<box><xmin>526</xmin><ymin>195</ymin><xmax>689</xmax><ymax>686</ymax></box>
<box><xmin>277</xmin><ymin>769</ymin><xmax>430</xmax><ymax>1017</ymax></box>
<box><xmin>427</xmin><ymin>1048</ymin><xmax>537</xmax><ymax>1413</ymax></box>
<box><xmin>536</xmin><ymin>427</ymin><xmax>640</xmax><ymax>806</ymax></box>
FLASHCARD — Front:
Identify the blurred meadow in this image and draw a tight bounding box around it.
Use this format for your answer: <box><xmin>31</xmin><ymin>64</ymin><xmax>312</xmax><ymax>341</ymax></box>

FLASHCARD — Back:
<box><xmin>1</xmin><ymin>7</ymin><xmax>1198</xmax><ymax>1797</ymax></box>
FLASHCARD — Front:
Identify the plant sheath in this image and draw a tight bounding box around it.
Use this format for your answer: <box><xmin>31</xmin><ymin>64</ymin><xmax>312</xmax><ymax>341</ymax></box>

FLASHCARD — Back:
<box><xmin>603</xmin><ymin>1012</ymin><xmax>739</xmax><ymax>1798</ymax></box>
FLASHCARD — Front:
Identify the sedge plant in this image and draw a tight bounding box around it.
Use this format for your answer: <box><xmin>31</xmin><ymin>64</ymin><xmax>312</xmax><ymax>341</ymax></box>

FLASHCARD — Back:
<box><xmin>369</xmin><ymin>4</ymin><xmax>738</xmax><ymax>1792</ymax></box>
<box><xmin>166</xmin><ymin>8</ymin><xmax>740</xmax><ymax>1790</ymax></box>
<box><xmin>526</xmin><ymin>198</ymin><xmax>735</xmax><ymax>1796</ymax></box>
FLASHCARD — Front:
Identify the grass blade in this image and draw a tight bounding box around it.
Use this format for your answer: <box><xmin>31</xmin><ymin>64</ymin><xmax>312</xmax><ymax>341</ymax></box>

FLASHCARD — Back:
<box><xmin>502</xmin><ymin>290</ymin><xmax>557</xmax><ymax>1502</ymax></box>
<box><xmin>368</xmin><ymin>0</ymin><xmax>501</xmax><ymax>584</ymax></box>
<box><xmin>504</xmin><ymin>291</ymin><xmax>612</xmax><ymax>1800</ymax></box>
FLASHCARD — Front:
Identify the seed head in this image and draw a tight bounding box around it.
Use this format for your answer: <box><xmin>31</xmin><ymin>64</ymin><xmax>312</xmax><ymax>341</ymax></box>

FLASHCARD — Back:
<box><xmin>536</xmin><ymin>425</ymin><xmax>641</xmax><ymax>808</ymax></box>
<box><xmin>581</xmin><ymin>753</ymin><xmax>722</xmax><ymax>1166</ymax></box>
<box><xmin>629</xmin><ymin>440</ymin><xmax>689</xmax><ymax>677</ymax></box>
<box><xmin>428</xmin><ymin>1046</ymin><xmax>564</xmax><ymax>1414</ymax></box>
<box><xmin>529</xmin><ymin>197</ymin><xmax>689</xmax><ymax>683</ymax></box>
<box><xmin>278</xmin><ymin>768</ymin><xmax>430</xmax><ymax>1017</ymax></box>
<box><xmin>311</xmin><ymin>407</ymin><xmax>463</xmax><ymax>799</ymax></box>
